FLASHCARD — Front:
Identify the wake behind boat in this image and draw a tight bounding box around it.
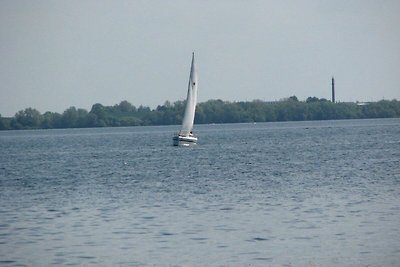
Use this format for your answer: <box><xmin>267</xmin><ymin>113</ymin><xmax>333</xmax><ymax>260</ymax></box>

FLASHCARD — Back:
<box><xmin>173</xmin><ymin>53</ymin><xmax>198</xmax><ymax>146</ymax></box>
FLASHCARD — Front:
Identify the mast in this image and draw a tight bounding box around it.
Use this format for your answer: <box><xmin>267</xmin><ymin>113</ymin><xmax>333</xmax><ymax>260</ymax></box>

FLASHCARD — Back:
<box><xmin>332</xmin><ymin>76</ymin><xmax>335</xmax><ymax>103</ymax></box>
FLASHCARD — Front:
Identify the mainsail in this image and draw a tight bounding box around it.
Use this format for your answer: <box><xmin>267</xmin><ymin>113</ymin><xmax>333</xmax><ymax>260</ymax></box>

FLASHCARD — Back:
<box><xmin>180</xmin><ymin>52</ymin><xmax>198</xmax><ymax>136</ymax></box>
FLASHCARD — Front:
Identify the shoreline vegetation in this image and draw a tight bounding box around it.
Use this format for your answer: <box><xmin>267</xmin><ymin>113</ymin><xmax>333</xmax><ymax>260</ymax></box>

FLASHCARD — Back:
<box><xmin>1</xmin><ymin>96</ymin><xmax>399</xmax><ymax>130</ymax></box>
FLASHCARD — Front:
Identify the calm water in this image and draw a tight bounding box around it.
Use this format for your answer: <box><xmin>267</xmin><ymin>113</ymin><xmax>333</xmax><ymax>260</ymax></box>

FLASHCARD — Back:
<box><xmin>0</xmin><ymin>119</ymin><xmax>399</xmax><ymax>266</ymax></box>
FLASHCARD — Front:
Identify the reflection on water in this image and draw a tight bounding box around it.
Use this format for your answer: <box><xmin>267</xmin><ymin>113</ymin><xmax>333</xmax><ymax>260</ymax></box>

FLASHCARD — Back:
<box><xmin>174</xmin><ymin>140</ymin><xmax>197</xmax><ymax>147</ymax></box>
<box><xmin>0</xmin><ymin>119</ymin><xmax>400</xmax><ymax>266</ymax></box>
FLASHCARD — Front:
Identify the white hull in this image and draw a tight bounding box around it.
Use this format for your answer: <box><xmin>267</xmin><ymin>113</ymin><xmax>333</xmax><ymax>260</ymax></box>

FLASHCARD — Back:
<box><xmin>173</xmin><ymin>134</ymin><xmax>197</xmax><ymax>146</ymax></box>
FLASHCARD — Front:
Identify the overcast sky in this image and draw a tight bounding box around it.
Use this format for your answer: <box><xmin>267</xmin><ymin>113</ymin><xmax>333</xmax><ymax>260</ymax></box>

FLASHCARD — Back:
<box><xmin>1</xmin><ymin>0</ymin><xmax>399</xmax><ymax>116</ymax></box>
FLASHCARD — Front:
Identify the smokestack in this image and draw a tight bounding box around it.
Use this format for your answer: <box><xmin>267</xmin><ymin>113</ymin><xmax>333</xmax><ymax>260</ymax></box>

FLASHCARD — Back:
<box><xmin>331</xmin><ymin>76</ymin><xmax>335</xmax><ymax>103</ymax></box>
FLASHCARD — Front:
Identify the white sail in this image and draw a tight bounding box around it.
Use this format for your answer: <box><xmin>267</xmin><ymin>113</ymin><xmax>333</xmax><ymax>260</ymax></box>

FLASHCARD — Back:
<box><xmin>180</xmin><ymin>52</ymin><xmax>198</xmax><ymax>136</ymax></box>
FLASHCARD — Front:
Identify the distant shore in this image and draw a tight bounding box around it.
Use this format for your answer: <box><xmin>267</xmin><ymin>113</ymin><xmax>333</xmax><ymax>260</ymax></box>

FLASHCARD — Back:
<box><xmin>1</xmin><ymin>97</ymin><xmax>399</xmax><ymax>130</ymax></box>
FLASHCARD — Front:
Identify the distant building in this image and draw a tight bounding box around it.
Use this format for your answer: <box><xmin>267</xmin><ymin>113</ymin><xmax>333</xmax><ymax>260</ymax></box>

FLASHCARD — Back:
<box><xmin>357</xmin><ymin>102</ymin><xmax>370</xmax><ymax>106</ymax></box>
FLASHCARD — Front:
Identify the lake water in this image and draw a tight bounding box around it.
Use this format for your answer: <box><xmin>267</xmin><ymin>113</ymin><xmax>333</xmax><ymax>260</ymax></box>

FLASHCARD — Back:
<box><xmin>0</xmin><ymin>119</ymin><xmax>399</xmax><ymax>266</ymax></box>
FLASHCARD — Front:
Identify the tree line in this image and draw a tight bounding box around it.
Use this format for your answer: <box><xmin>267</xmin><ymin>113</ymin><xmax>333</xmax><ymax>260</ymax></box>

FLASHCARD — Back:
<box><xmin>1</xmin><ymin>97</ymin><xmax>399</xmax><ymax>130</ymax></box>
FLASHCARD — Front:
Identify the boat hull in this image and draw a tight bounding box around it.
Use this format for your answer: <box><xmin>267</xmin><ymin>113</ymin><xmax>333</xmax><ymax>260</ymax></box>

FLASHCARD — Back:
<box><xmin>173</xmin><ymin>135</ymin><xmax>197</xmax><ymax>146</ymax></box>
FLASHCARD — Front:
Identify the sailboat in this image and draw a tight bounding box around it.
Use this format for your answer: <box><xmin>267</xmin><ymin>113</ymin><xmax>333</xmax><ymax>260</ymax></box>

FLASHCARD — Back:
<box><xmin>173</xmin><ymin>52</ymin><xmax>198</xmax><ymax>146</ymax></box>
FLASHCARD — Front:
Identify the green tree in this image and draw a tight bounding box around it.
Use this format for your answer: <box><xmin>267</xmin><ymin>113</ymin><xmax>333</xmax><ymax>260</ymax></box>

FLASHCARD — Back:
<box><xmin>118</xmin><ymin>100</ymin><xmax>135</xmax><ymax>113</ymax></box>
<box><xmin>42</xmin><ymin>112</ymin><xmax>62</xmax><ymax>128</ymax></box>
<box><xmin>0</xmin><ymin>114</ymin><xmax>8</xmax><ymax>130</ymax></box>
<box><xmin>306</xmin><ymin>96</ymin><xmax>320</xmax><ymax>103</ymax></box>
<box><xmin>15</xmin><ymin>108</ymin><xmax>43</xmax><ymax>129</ymax></box>
<box><xmin>90</xmin><ymin>103</ymin><xmax>108</xmax><ymax>126</ymax></box>
<box><xmin>2</xmin><ymin>98</ymin><xmax>399</xmax><ymax>130</ymax></box>
<box><xmin>61</xmin><ymin>107</ymin><xmax>88</xmax><ymax>128</ymax></box>
<box><xmin>76</xmin><ymin>108</ymin><xmax>89</xmax><ymax>127</ymax></box>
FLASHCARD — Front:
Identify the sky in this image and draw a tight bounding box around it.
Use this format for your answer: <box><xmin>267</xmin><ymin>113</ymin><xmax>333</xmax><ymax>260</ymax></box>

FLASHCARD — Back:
<box><xmin>1</xmin><ymin>0</ymin><xmax>399</xmax><ymax>117</ymax></box>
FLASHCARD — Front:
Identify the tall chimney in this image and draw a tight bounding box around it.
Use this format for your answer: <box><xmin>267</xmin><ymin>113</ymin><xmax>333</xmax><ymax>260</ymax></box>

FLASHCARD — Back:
<box><xmin>331</xmin><ymin>76</ymin><xmax>335</xmax><ymax>103</ymax></box>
